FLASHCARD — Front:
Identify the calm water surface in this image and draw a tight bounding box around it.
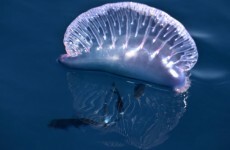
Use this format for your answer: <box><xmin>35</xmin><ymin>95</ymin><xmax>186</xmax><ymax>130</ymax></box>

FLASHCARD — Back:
<box><xmin>1</xmin><ymin>0</ymin><xmax>230</xmax><ymax>150</ymax></box>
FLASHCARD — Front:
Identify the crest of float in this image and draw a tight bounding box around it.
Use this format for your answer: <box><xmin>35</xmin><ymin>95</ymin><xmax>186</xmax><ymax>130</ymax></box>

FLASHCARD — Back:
<box><xmin>59</xmin><ymin>2</ymin><xmax>198</xmax><ymax>92</ymax></box>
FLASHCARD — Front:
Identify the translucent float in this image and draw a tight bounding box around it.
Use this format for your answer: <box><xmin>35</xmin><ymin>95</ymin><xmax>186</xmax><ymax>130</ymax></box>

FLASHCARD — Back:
<box><xmin>59</xmin><ymin>2</ymin><xmax>198</xmax><ymax>92</ymax></box>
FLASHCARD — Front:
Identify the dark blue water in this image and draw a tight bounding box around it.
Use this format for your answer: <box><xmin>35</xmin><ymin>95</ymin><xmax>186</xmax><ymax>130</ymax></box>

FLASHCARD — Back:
<box><xmin>1</xmin><ymin>0</ymin><xmax>230</xmax><ymax>150</ymax></box>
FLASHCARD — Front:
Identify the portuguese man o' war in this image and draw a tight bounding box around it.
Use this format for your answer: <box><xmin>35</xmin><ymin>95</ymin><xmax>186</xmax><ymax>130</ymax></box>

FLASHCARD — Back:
<box><xmin>52</xmin><ymin>2</ymin><xmax>195</xmax><ymax>148</ymax></box>
<box><xmin>59</xmin><ymin>2</ymin><xmax>198</xmax><ymax>92</ymax></box>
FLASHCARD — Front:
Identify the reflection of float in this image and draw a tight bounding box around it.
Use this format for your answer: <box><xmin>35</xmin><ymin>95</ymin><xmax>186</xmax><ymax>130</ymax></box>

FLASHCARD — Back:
<box><xmin>49</xmin><ymin>70</ymin><xmax>188</xmax><ymax>149</ymax></box>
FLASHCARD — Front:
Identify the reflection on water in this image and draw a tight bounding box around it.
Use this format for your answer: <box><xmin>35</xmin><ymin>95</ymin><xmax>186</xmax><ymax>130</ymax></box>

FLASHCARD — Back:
<box><xmin>50</xmin><ymin>71</ymin><xmax>188</xmax><ymax>149</ymax></box>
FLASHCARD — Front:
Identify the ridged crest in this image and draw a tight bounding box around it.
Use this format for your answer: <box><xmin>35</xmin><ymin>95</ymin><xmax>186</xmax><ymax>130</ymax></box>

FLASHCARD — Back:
<box><xmin>64</xmin><ymin>2</ymin><xmax>198</xmax><ymax>71</ymax></box>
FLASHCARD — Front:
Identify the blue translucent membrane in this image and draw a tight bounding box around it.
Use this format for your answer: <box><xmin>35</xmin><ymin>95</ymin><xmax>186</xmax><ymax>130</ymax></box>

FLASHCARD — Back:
<box><xmin>60</xmin><ymin>2</ymin><xmax>198</xmax><ymax>92</ymax></box>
